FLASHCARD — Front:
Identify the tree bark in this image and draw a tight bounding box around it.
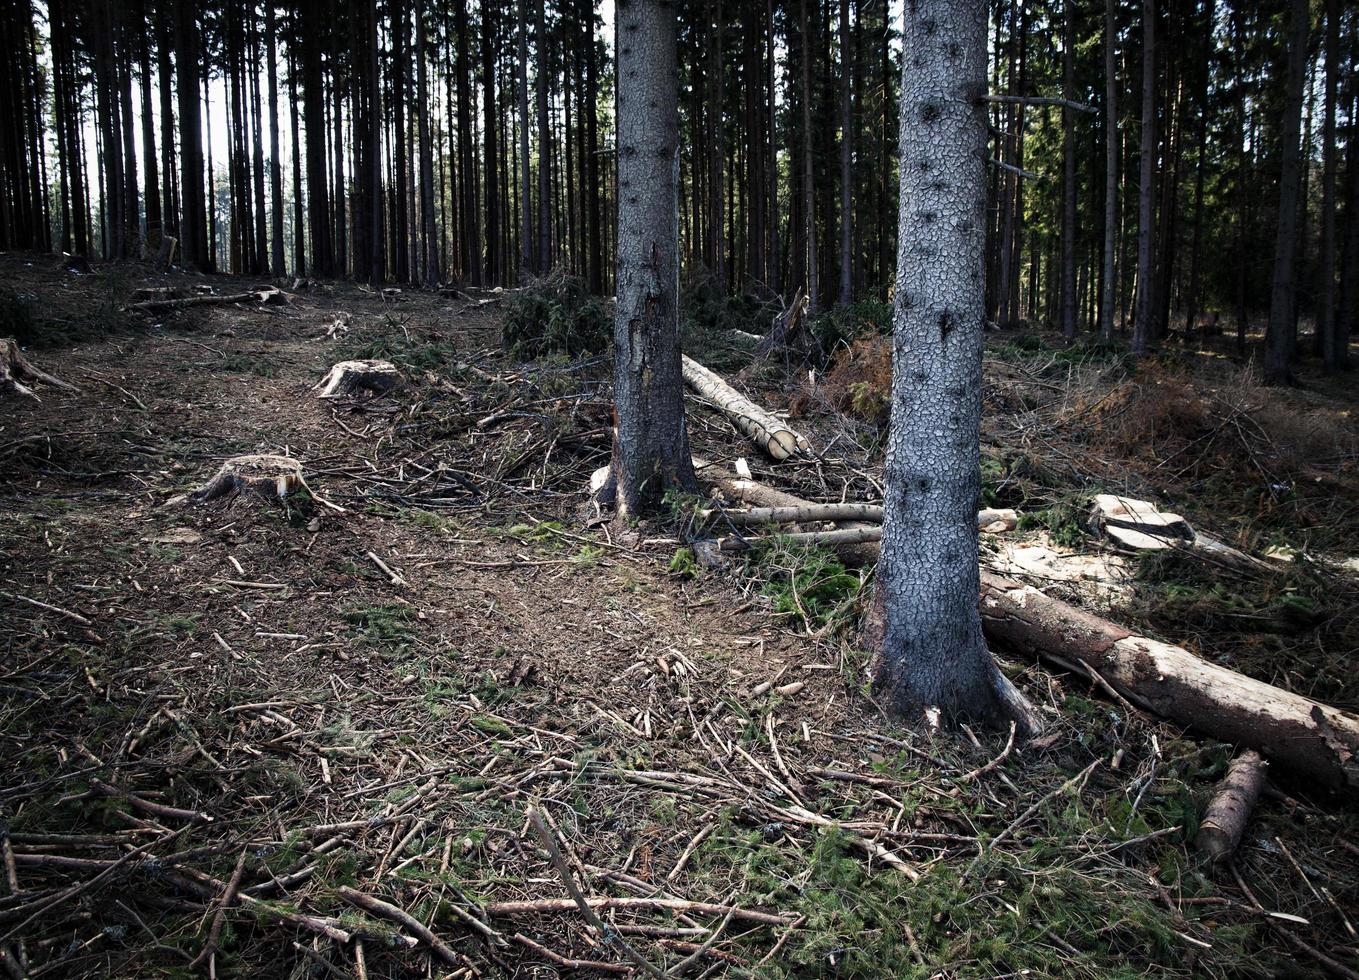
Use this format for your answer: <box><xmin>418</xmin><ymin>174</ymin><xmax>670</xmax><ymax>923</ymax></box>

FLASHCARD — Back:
<box><xmin>415</xmin><ymin>0</ymin><xmax>439</xmax><ymax>285</ymax></box>
<box><xmin>518</xmin><ymin>0</ymin><xmax>533</xmax><ymax>278</ymax></box>
<box><xmin>483</xmin><ymin>2</ymin><xmax>502</xmax><ymax>286</ymax></box>
<box><xmin>799</xmin><ymin>0</ymin><xmax>818</xmax><ymax>313</ymax></box>
<box><xmin>607</xmin><ymin>0</ymin><xmax>696</xmax><ymax>518</ymax></box>
<box><xmin>837</xmin><ymin>0</ymin><xmax>853</xmax><ymax>307</ymax></box>
<box><xmin>266</xmin><ymin>2</ymin><xmax>285</xmax><ymax>277</ymax></box>
<box><xmin>1319</xmin><ymin>0</ymin><xmax>1341</xmax><ymax>371</ymax></box>
<box><xmin>536</xmin><ymin>0</ymin><xmax>552</xmax><ymax>275</ymax></box>
<box><xmin>175</xmin><ymin>0</ymin><xmax>209</xmax><ymax>270</ymax></box>
<box><xmin>1264</xmin><ymin>0</ymin><xmax>1310</xmax><ymax>386</ymax></box>
<box><xmin>872</xmin><ymin>0</ymin><xmax>1035</xmax><ymax>733</ymax></box>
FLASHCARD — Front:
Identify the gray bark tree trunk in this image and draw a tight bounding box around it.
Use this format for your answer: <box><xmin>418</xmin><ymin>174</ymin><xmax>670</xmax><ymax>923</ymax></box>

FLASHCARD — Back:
<box><xmin>871</xmin><ymin>0</ymin><xmax>1036</xmax><ymax>732</ymax></box>
<box><xmin>1264</xmin><ymin>0</ymin><xmax>1310</xmax><ymax>385</ymax></box>
<box><xmin>266</xmin><ymin>2</ymin><xmax>285</xmax><ymax>277</ymax></box>
<box><xmin>1099</xmin><ymin>0</ymin><xmax>1117</xmax><ymax>342</ymax></box>
<box><xmin>416</xmin><ymin>0</ymin><xmax>440</xmax><ymax>285</ymax></box>
<box><xmin>1131</xmin><ymin>0</ymin><xmax>1156</xmax><ymax>355</ymax></box>
<box><xmin>799</xmin><ymin>0</ymin><xmax>819</xmax><ymax>313</ymax></box>
<box><xmin>607</xmin><ymin>0</ymin><xmax>696</xmax><ymax>519</ymax></box>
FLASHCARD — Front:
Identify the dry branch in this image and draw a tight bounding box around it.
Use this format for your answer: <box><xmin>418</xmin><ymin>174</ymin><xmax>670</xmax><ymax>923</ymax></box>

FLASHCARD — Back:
<box><xmin>483</xmin><ymin>897</ymin><xmax>796</xmax><ymax>927</ymax></box>
<box><xmin>681</xmin><ymin>356</ymin><xmax>811</xmax><ymax>460</ymax></box>
<box><xmin>124</xmin><ymin>285</ymin><xmax>289</xmax><ymax>313</ymax></box>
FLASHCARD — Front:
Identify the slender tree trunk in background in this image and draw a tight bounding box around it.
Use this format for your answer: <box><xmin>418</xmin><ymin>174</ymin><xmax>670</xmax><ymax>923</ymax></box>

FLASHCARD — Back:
<box><xmin>365</xmin><ymin>1</ymin><xmax>383</xmax><ymax>284</ymax></box>
<box><xmin>117</xmin><ymin>12</ymin><xmax>140</xmax><ymax>255</ymax></box>
<box><xmin>1060</xmin><ymin>0</ymin><xmax>1077</xmax><ymax>341</ymax></box>
<box><xmin>799</xmin><ymin>0</ymin><xmax>819</xmax><ymax>313</ymax></box>
<box><xmin>455</xmin><ymin>2</ymin><xmax>481</xmax><ymax>285</ymax></box>
<box><xmin>518</xmin><ymin>0</ymin><xmax>533</xmax><ymax>278</ymax></box>
<box><xmin>288</xmin><ymin>44</ymin><xmax>306</xmax><ymax>275</ymax></box>
<box><xmin>138</xmin><ymin>37</ymin><xmax>162</xmax><ymax>248</ymax></box>
<box><xmin>838</xmin><ymin>0</ymin><xmax>853</xmax><ymax>307</ymax></box>
<box><xmin>267</xmin><ymin>2</ymin><xmax>285</xmax><ymax>277</ymax></box>
<box><xmin>1337</xmin><ymin>50</ymin><xmax>1358</xmax><ymax>372</ymax></box>
<box><xmin>332</xmin><ymin>72</ymin><xmax>347</xmax><ymax>276</ymax></box>
<box><xmin>872</xmin><ymin>0</ymin><xmax>1036</xmax><ymax>733</ymax></box>
<box><xmin>302</xmin><ymin>0</ymin><xmax>330</xmax><ymax>276</ymax></box>
<box><xmin>1131</xmin><ymin>0</ymin><xmax>1156</xmax><ymax>355</ymax></box>
<box><xmin>1319</xmin><ymin>0</ymin><xmax>1341</xmax><ymax>371</ymax></box>
<box><xmin>1183</xmin><ymin>0</ymin><xmax>1215</xmax><ymax>338</ymax></box>
<box><xmin>249</xmin><ymin>17</ymin><xmax>268</xmax><ymax>274</ymax></box>
<box><xmin>584</xmin><ymin>0</ymin><xmax>603</xmax><ymax>294</ymax></box>
<box><xmin>767</xmin><ymin>0</ymin><xmax>781</xmax><ymax>293</ymax></box>
<box><xmin>483</xmin><ymin>2</ymin><xmax>502</xmax><ymax>286</ymax></box>
<box><xmin>710</xmin><ymin>0</ymin><xmax>727</xmax><ymax>290</ymax></box>
<box><xmin>535</xmin><ymin>0</ymin><xmax>551</xmax><ymax>274</ymax></box>
<box><xmin>416</xmin><ymin>0</ymin><xmax>439</xmax><ymax>285</ymax></box>
<box><xmin>1100</xmin><ymin>0</ymin><xmax>1117</xmax><ymax>341</ymax></box>
<box><xmin>176</xmin><ymin>0</ymin><xmax>209</xmax><ymax>269</ymax></box>
<box><xmin>1264</xmin><ymin>0</ymin><xmax>1310</xmax><ymax>386</ymax></box>
<box><xmin>158</xmin><ymin>17</ymin><xmax>177</xmax><ymax>245</ymax></box>
<box><xmin>608</xmin><ymin>0</ymin><xmax>696</xmax><ymax>518</ymax></box>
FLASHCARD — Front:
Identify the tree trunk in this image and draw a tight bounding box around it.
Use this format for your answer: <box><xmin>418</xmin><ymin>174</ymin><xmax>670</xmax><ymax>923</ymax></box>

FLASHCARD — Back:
<box><xmin>1060</xmin><ymin>0</ymin><xmax>1077</xmax><ymax>341</ymax></box>
<box><xmin>1131</xmin><ymin>0</ymin><xmax>1157</xmax><ymax>355</ymax></box>
<box><xmin>799</xmin><ymin>0</ymin><xmax>819</xmax><ymax>313</ymax></box>
<box><xmin>710</xmin><ymin>0</ymin><xmax>727</xmax><ymax>290</ymax></box>
<box><xmin>536</xmin><ymin>0</ymin><xmax>552</xmax><ymax>274</ymax></box>
<box><xmin>518</xmin><ymin>0</ymin><xmax>533</xmax><ymax>278</ymax></box>
<box><xmin>1099</xmin><ymin>0</ymin><xmax>1117</xmax><ymax>342</ymax></box>
<box><xmin>416</xmin><ymin>0</ymin><xmax>439</xmax><ymax>285</ymax></box>
<box><xmin>1319</xmin><ymin>0</ymin><xmax>1341</xmax><ymax>372</ymax></box>
<box><xmin>455</xmin><ymin>2</ymin><xmax>481</xmax><ymax>286</ymax></box>
<box><xmin>837</xmin><ymin>0</ymin><xmax>853</xmax><ymax>307</ymax></box>
<box><xmin>872</xmin><ymin>0</ymin><xmax>1035</xmax><ymax>733</ymax></box>
<box><xmin>138</xmin><ymin>35</ymin><xmax>161</xmax><ymax>249</ymax></box>
<box><xmin>1264</xmin><ymin>0</ymin><xmax>1310</xmax><ymax>386</ymax></box>
<box><xmin>483</xmin><ymin>2</ymin><xmax>502</xmax><ymax>286</ymax></box>
<box><xmin>607</xmin><ymin>0</ymin><xmax>696</xmax><ymax>518</ymax></box>
<box><xmin>266</xmin><ymin>2</ymin><xmax>285</xmax><ymax>277</ymax></box>
<box><xmin>176</xmin><ymin>0</ymin><xmax>209</xmax><ymax>270</ymax></box>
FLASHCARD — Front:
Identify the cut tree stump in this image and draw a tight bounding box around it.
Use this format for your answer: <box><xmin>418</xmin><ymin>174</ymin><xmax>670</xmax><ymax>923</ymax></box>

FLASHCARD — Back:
<box><xmin>1092</xmin><ymin>493</ymin><xmax>1268</xmax><ymax>572</ymax></box>
<box><xmin>681</xmin><ymin>357</ymin><xmax>811</xmax><ymax>460</ymax></box>
<box><xmin>0</xmin><ymin>338</ymin><xmax>78</xmax><ymax>400</ymax></box>
<box><xmin>175</xmin><ymin>454</ymin><xmax>344</xmax><ymax>512</ymax></box>
<box><xmin>314</xmin><ymin>360</ymin><xmax>399</xmax><ymax>399</ymax></box>
<box><xmin>755</xmin><ymin>286</ymin><xmax>809</xmax><ymax>358</ymax></box>
<box><xmin>1196</xmin><ymin>750</ymin><xmax>1269</xmax><ymax>861</ymax></box>
<box><xmin>694</xmin><ymin>469</ymin><xmax>1359</xmax><ymax>795</ymax></box>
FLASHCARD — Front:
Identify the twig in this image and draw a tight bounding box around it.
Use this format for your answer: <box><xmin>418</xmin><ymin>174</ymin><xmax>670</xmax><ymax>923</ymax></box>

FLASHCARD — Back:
<box><xmin>956</xmin><ymin>721</ymin><xmax>1016</xmax><ymax>784</ymax></box>
<box><xmin>512</xmin><ymin>933</ymin><xmax>631</xmax><ymax>974</ymax></box>
<box><xmin>336</xmin><ymin>886</ymin><xmax>463</xmax><ymax>968</ymax></box>
<box><xmin>188</xmin><ymin>848</ymin><xmax>248</xmax><ymax>970</ymax></box>
<box><xmin>526</xmin><ymin>807</ymin><xmax>665</xmax><ymax>978</ymax></box>
<box><xmin>980</xmin><ymin>93</ymin><xmax>1097</xmax><ymax>113</ymax></box>
<box><xmin>1</xmin><ymin>591</ymin><xmax>92</xmax><ymax>625</ymax></box>
<box><xmin>969</xmin><ymin>759</ymin><xmax>1101</xmax><ymax>874</ymax></box>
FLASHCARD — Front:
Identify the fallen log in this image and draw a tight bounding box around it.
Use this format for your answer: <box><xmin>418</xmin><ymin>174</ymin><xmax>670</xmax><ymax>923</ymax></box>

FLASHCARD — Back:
<box><xmin>1196</xmin><ymin>750</ymin><xmax>1269</xmax><ymax>860</ymax></box>
<box><xmin>0</xmin><ymin>338</ymin><xmax>78</xmax><ymax>400</ymax></box>
<box><xmin>124</xmin><ymin>286</ymin><xmax>289</xmax><ymax>313</ymax></box>
<box><xmin>977</xmin><ymin>574</ymin><xmax>1359</xmax><ymax>795</ymax></box>
<box><xmin>696</xmin><ymin>470</ymin><xmax>1359</xmax><ymax>795</ymax></box>
<box><xmin>681</xmin><ymin>355</ymin><xmax>810</xmax><ymax>461</ymax></box>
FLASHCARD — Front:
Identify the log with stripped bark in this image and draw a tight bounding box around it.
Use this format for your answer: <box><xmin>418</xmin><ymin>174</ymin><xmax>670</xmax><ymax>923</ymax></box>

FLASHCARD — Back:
<box><xmin>681</xmin><ymin>356</ymin><xmax>811</xmax><ymax>461</ymax></box>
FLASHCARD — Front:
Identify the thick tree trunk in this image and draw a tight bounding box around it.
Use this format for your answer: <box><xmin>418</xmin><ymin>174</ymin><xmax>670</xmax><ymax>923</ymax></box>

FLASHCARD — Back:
<box><xmin>1264</xmin><ymin>0</ymin><xmax>1310</xmax><ymax>385</ymax></box>
<box><xmin>607</xmin><ymin>0</ymin><xmax>696</xmax><ymax>518</ymax></box>
<box><xmin>1131</xmin><ymin>0</ymin><xmax>1156</xmax><ymax>355</ymax></box>
<box><xmin>175</xmin><ymin>0</ymin><xmax>209</xmax><ymax>270</ymax></box>
<box><xmin>872</xmin><ymin>0</ymin><xmax>1034</xmax><ymax>733</ymax></box>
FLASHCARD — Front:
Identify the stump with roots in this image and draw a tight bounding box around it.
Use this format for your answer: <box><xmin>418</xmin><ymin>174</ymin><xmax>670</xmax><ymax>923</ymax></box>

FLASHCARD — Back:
<box><xmin>1</xmin><ymin>338</ymin><xmax>78</xmax><ymax>400</ymax></box>
<box><xmin>314</xmin><ymin>359</ymin><xmax>399</xmax><ymax>399</ymax></box>
<box><xmin>175</xmin><ymin>453</ymin><xmax>343</xmax><ymax>512</ymax></box>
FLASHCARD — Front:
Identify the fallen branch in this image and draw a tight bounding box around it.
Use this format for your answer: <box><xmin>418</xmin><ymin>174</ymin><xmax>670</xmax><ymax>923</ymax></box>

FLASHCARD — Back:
<box><xmin>682</xmin><ymin>356</ymin><xmax>811</xmax><ymax>460</ymax></box>
<box><xmin>124</xmin><ymin>285</ymin><xmax>289</xmax><ymax>313</ymax></box>
<box><xmin>336</xmin><ymin>886</ymin><xmax>462</xmax><ymax>968</ymax></box>
<box><xmin>483</xmin><ymin>897</ymin><xmax>796</xmax><ymax>927</ymax></box>
<box><xmin>1196</xmin><ymin>751</ymin><xmax>1269</xmax><ymax>861</ymax></box>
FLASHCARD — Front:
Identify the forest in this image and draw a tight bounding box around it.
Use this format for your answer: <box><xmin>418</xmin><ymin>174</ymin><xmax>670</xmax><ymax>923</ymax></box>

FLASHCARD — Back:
<box><xmin>1</xmin><ymin>0</ymin><xmax>1358</xmax><ymax>977</ymax></box>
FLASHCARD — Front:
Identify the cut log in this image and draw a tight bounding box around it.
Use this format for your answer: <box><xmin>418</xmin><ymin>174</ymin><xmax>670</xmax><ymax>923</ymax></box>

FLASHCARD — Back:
<box><xmin>976</xmin><ymin>573</ymin><xmax>1359</xmax><ymax>795</ymax></box>
<box><xmin>314</xmin><ymin>359</ymin><xmax>400</xmax><ymax>399</ymax></box>
<box><xmin>681</xmin><ymin>357</ymin><xmax>811</xmax><ymax>460</ymax></box>
<box><xmin>693</xmin><ymin>470</ymin><xmax>1359</xmax><ymax>794</ymax></box>
<box><xmin>129</xmin><ymin>284</ymin><xmax>213</xmax><ymax>303</ymax></box>
<box><xmin>1092</xmin><ymin>493</ymin><xmax>1268</xmax><ymax>572</ymax></box>
<box><xmin>125</xmin><ymin>286</ymin><xmax>289</xmax><ymax>313</ymax></box>
<box><xmin>702</xmin><ymin>502</ymin><xmax>1018</xmax><ymax>531</ymax></box>
<box><xmin>174</xmin><ymin>454</ymin><xmax>344</xmax><ymax>512</ymax></box>
<box><xmin>1196</xmin><ymin>750</ymin><xmax>1269</xmax><ymax>861</ymax></box>
<box><xmin>0</xmin><ymin>338</ymin><xmax>78</xmax><ymax>400</ymax></box>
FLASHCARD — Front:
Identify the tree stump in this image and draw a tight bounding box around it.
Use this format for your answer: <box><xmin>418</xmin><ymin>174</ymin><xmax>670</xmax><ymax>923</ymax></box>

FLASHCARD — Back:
<box><xmin>1</xmin><ymin>338</ymin><xmax>78</xmax><ymax>400</ymax></box>
<box><xmin>314</xmin><ymin>360</ymin><xmax>399</xmax><ymax>399</ymax></box>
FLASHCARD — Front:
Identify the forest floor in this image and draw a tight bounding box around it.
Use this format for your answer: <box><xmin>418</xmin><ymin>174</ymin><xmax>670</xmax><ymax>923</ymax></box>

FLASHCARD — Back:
<box><xmin>2</xmin><ymin>252</ymin><xmax>1358</xmax><ymax>979</ymax></box>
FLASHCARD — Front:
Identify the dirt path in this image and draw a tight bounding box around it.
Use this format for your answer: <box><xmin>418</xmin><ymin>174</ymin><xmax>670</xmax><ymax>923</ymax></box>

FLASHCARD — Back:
<box><xmin>3</xmin><ymin>260</ymin><xmax>1356</xmax><ymax>979</ymax></box>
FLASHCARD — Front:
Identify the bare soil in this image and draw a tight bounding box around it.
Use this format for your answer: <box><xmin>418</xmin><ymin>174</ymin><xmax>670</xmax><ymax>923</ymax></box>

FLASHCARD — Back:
<box><xmin>2</xmin><ymin>254</ymin><xmax>1356</xmax><ymax>979</ymax></box>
